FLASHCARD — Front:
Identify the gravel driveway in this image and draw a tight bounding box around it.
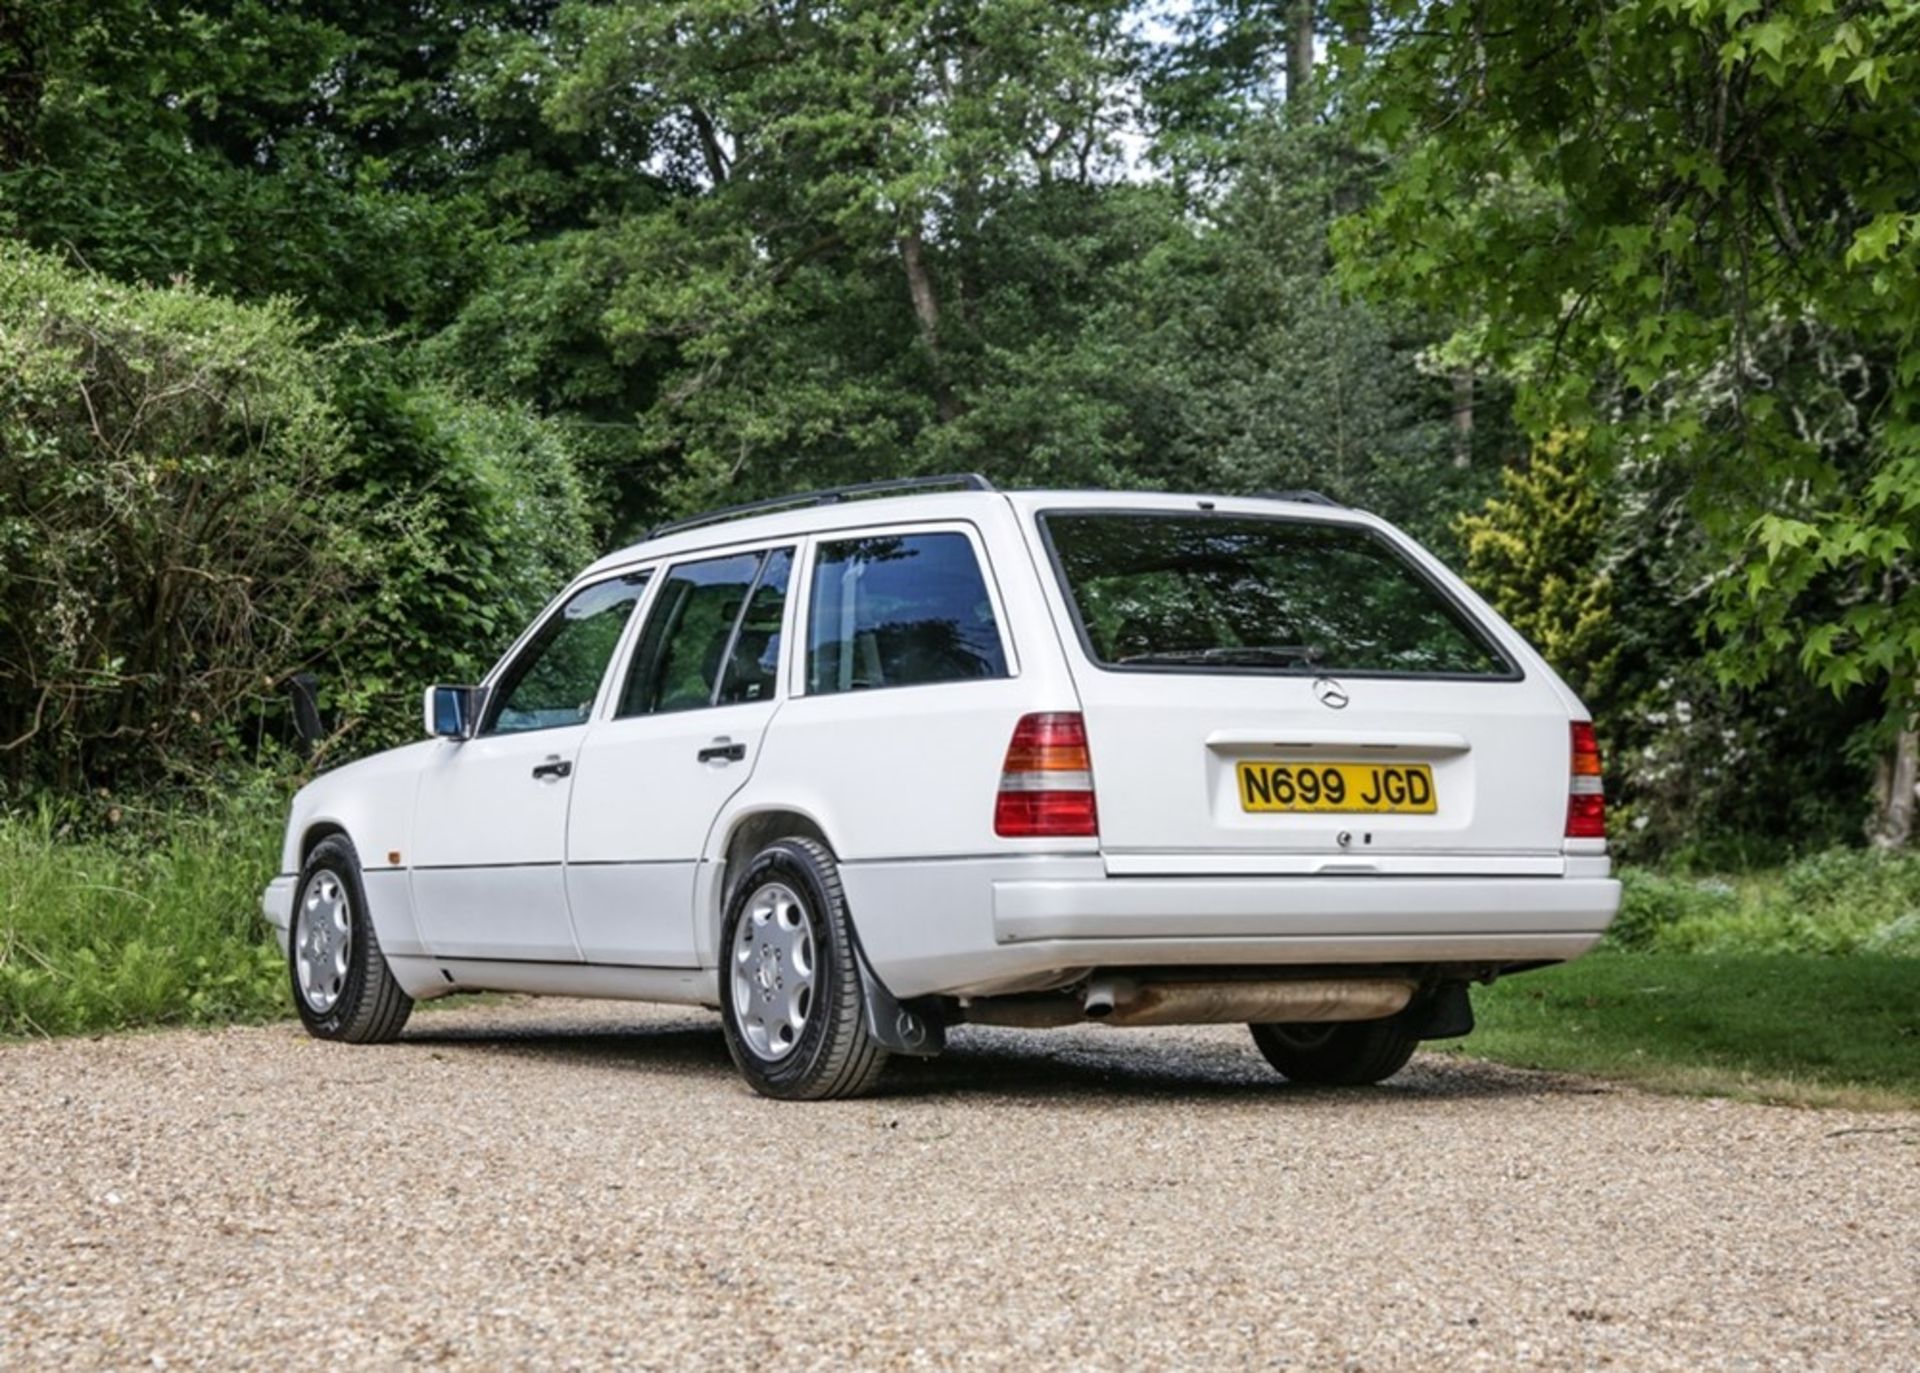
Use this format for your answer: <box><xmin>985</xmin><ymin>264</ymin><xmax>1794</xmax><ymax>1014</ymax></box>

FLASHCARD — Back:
<box><xmin>2</xmin><ymin>997</ymin><xmax>1914</xmax><ymax>1370</ymax></box>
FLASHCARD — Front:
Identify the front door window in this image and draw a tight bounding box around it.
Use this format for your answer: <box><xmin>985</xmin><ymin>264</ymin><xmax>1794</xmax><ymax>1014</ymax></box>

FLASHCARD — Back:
<box><xmin>487</xmin><ymin>573</ymin><xmax>650</xmax><ymax>734</ymax></box>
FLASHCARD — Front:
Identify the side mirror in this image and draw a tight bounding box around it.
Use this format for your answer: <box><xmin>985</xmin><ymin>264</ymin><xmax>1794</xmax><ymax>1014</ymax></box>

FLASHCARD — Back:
<box><xmin>424</xmin><ymin>684</ymin><xmax>484</xmax><ymax>740</ymax></box>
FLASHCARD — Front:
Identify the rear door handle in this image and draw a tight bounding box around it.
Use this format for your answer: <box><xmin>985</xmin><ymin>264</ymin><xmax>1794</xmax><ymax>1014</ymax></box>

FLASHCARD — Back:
<box><xmin>698</xmin><ymin>739</ymin><xmax>748</xmax><ymax>764</ymax></box>
<box><xmin>531</xmin><ymin>757</ymin><xmax>572</xmax><ymax>781</ymax></box>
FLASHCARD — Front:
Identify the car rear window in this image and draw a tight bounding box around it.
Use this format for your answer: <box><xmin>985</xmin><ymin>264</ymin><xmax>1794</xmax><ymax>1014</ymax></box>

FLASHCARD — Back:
<box><xmin>1040</xmin><ymin>512</ymin><xmax>1514</xmax><ymax>679</ymax></box>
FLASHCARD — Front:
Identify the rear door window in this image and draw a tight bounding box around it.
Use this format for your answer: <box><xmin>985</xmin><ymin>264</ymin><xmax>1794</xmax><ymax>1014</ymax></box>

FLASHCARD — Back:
<box><xmin>717</xmin><ymin>549</ymin><xmax>792</xmax><ymax>705</ymax></box>
<box><xmin>807</xmin><ymin>532</ymin><xmax>1008</xmax><ymax>694</ymax></box>
<box><xmin>619</xmin><ymin>549</ymin><xmax>791</xmax><ymax>716</ymax></box>
<box><xmin>1040</xmin><ymin>512</ymin><xmax>1513</xmax><ymax>679</ymax></box>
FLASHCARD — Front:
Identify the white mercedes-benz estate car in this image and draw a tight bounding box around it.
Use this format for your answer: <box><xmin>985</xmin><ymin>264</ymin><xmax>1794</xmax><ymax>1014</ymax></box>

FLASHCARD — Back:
<box><xmin>262</xmin><ymin>476</ymin><xmax>1620</xmax><ymax>1099</ymax></box>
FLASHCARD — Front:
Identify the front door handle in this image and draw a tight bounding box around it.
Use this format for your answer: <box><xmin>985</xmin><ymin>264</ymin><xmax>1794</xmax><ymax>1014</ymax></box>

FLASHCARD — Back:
<box><xmin>531</xmin><ymin>757</ymin><xmax>573</xmax><ymax>781</ymax></box>
<box><xmin>698</xmin><ymin>739</ymin><xmax>748</xmax><ymax>764</ymax></box>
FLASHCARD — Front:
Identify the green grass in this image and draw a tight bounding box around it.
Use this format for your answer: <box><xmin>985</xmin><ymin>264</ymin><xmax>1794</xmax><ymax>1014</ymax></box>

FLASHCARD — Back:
<box><xmin>1449</xmin><ymin>951</ymin><xmax>1920</xmax><ymax>1109</ymax></box>
<box><xmin>0</xmin><ymin>788</ymin><xmax>287</xmax><ymax>1037</ymax></box>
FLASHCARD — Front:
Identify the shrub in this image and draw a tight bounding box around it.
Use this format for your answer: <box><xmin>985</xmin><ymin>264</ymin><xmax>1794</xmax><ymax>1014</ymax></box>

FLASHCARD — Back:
<box><xmin>1605</xmin><ymin>848</ymin><xmax>1920</xmax><ymax>957</ymax></box>
<box><xmin>0</xmin><ymin>247</ymin><xmax>597</xmax><ymax>788</ymax></box>
<box><xmin>1776</xmin><ymin>846</ymin><xmax>1920</xmax><ymax>924</ymax></box>
<box><xmin>317</xmin><ymin>360</ymin><xmax>596</xmax><ymax>755</ymax></box>
<box><xmin>1607</xmin><ymin>869</ymin><xmax>1739</xmax><ymax>951</ymax></box>
<box><xmin>0</xmin><ymin>244</ymin><xmax>369</xmax><ymax>792</ymax></box>
<box><xmin>1862</xmin><ymin>913</ymin><xmax>1920</xmax><ymax>958</ymax></box>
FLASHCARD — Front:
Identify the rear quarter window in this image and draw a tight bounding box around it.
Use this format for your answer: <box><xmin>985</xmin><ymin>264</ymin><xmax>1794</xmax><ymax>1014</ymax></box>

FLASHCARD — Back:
<box><xmin>1040</xmin><ymin>511</ymin><xmax>1514</xmax><ymax>679</ymax></box>
<box><xmin>807</xmin><ymin>532</ymin><xmax>1008</xmax><ymax>694</ymax></box>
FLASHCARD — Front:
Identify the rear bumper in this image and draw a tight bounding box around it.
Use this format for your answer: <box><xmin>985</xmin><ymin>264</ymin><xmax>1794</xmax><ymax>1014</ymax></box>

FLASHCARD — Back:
<box><xmin>841</xmin><ymin>858</ymin><xmax>1620</xmax><ymax>998</ymax></box>
<box><xmin>995</xmin><ymin>876</ymin><xmax>1621</xmax><ymax>943</ymax></box>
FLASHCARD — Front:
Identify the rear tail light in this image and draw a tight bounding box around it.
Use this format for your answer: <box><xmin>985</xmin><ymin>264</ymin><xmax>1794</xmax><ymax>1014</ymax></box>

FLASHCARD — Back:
<box><xmin>995</xmin><ymin>712</ymin><xmax>1099</xmax><ymax>838</ymax></box>
<box><xmin>1566</xmin><ymin>721</ymin><xmax>1606</xmax><ymax>839</ymax></box>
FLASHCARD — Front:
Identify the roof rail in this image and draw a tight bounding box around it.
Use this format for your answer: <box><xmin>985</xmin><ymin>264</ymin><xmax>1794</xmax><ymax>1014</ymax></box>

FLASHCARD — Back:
<box><xmin>647</xmin><ymin>473</ymin><xmax>998</xmax><ymax>540</ymax></box>
<box><xmin>1255</xmin><ymin>488</ymin><xmax>1344</xmax><ymax>508</ymax></box>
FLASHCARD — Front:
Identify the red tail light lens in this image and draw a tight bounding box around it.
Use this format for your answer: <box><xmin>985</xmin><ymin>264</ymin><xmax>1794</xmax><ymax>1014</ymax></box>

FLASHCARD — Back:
<box><xmin>995</xmin><ymin>712</ymin><xmax>1098</xmax><ymax>838</ymax></box>
<box><xmin>994</xmin><ymin>790</ymin><xmax>1100</xmax><ymax>838</ymax></box>
<box><xmin>1566</xmin><ymin>721</ymin><xmax>1606</xmax><ymax>839</ymax></box>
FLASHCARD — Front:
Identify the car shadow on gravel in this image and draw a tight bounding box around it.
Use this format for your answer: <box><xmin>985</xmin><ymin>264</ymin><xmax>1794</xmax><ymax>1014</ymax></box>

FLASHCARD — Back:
<box><xmin>400</xmin><ymin>1019</ymin><xmax>733</xmax><ymax>1080</ymax></box>
<box><xmin>885</xmin><ymin>1030</ymin><xmax>1583</xmax><ymax>1106</ymax></box>
<box><xmin>397</xmin><ymin>1015</ymin><xmax>1581</xmax><ymax>1105</ymax></box>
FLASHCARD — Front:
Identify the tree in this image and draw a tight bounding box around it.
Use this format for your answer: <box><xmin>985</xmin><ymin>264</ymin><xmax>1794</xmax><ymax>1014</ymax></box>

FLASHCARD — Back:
<box><xmin>1457</xmin><ymin>433</ymin><xmax>1618</xmax><ymax>706</ymax></box>
<box><xmin>1133</xmin><ymin>122</ymin><xmax>1495</xmax><ymax>545</ymax></box>
<box><xmin>0</xmin><ymin>0</ymin><xmax>651</xmax><ymax>333</ymax></box>
<box><xmin>1145</xmin><ymin>0</ymin><xmax>1357</xmax><ymax>157</ymax></box>
<box><xmin>537</xmin><ymin>0</ymin><xmax>1144</xmax><ymax>516</ymax></box>
<box><xmin>1340</xmin><ymin>0</ymin><xmax>1920</xmax><ymax>843</ymax></box>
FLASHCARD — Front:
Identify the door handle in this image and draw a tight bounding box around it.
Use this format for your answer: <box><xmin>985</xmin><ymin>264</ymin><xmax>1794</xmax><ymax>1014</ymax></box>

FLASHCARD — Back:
<box><xmin>531</xmin><ymin>757</ymin><xmax>573</xmax><ymax>781</ymax></box>
<box><xmin>698</xmin><ymin>739</ymin><xmax>748</xmax><ymax>764</ymax></box>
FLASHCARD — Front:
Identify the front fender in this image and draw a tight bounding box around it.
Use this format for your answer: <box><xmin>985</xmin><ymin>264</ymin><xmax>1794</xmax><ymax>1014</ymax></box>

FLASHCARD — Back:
<box><xmin>274</xmin><ymin>741</ymin><xmax>437</xmax><ymax>959</ymax></box>
<box><xmin>278</xmin><ymin>741</ymin><xmax>438</xmax><ymax>873</ymax></box>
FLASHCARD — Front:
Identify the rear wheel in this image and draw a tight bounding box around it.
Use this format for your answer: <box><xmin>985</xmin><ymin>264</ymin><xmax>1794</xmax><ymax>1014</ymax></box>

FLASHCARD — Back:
<box><xmin>719</xmin><ymin>838</ymin><xmax>887</xmax><ymax>1100</ymax></box>
<box><xmin>1249</xmin><ymin>1017</ymin><xmax>1418</xmax><ymax>1086</ymax></box>
<box><xmin>290</xmin><ymin>836</ymin><xmax>412</xmax><ymax>1044</ymax></box>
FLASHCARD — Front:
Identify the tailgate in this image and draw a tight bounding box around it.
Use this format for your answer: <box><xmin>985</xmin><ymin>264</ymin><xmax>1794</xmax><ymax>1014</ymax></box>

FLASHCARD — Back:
<box><xmin>1072</xmin><ymin>673</ymin><xmax>1571</xmax><ymax>871</ymax></box>
<box><xmin>1024</xmin><ymin>503</ymin><xmax>1576</xmax><ymax>876</ymax></box>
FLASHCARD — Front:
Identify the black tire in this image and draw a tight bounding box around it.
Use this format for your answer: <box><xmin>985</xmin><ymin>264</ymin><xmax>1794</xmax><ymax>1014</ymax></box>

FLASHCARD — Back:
<box><xmin>1249</xmin><ymin>1017</ymin><xmax>1419</xmax><ymax>1086</ymax></box>
<box><xmin>718</xmin><ymin>837</ymin><xmax>887</xmax><ymax>1101</ymax></box>
<box><xmin>289</xmin><ymin>835</ymin><xmax>413</xmax><ymax>1044</ymax></box>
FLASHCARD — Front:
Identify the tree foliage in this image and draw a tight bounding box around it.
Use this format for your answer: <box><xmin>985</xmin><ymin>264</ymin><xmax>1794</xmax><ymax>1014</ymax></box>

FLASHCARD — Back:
<box><xmin>1339</xmin><ymin>0</ymin><xmax>1920</xmax><ymax>761</ymax></box>
<box><xmin>1458</xmin><ymin>434</ymin><xmax>1619</xmax><ymax>705</ymax></box>
<box><xmin>528</xmin><ymin>0</ymin><xmax>1147</xmax><ymax>509</ymax></box>
<box><xmin>0</xmin><ymin>0</ymin><xmax>651</xmax><ymax>333</ymax></box>
<box><xmin>5</xmin><ymin>0</ymin><xmax>1900</xmax><ymax>852</ymax></box>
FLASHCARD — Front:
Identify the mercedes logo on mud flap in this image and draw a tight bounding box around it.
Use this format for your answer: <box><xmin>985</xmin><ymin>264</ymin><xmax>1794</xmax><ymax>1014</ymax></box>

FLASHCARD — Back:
<box><xmin>1312</xmin><ymin>677</ymin><xmax>1350</xmax><ymax>710</ymax></box>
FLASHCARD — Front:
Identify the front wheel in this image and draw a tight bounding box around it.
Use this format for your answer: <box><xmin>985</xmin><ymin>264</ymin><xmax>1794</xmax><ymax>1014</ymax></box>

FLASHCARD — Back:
<box><xmin>290</xmin><ymin>836</ymin><xmax>412</xmax><ymax>1044</ymax></box>
<box><xmin>1249</xmin><ymin>1017</ymin><xmax>1418</xmax><ymax>1086</ymax></box>
<box><xmin>719</xmin><ymin>838</ymin><xmax>887</xmax><ymax>1100</ymax></box>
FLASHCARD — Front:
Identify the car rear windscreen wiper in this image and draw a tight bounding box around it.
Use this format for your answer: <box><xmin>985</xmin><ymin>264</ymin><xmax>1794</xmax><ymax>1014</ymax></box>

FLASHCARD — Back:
<box><xmin>1118</xmin><ymin>644</ymin><xmax>1323</xmax><ymax>667</ymax></box>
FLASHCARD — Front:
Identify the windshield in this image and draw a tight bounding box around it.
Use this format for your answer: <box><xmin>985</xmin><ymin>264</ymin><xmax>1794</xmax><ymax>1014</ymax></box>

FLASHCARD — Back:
<box><xmin>1040</xmin><ymin>511</ymin><xmax>1514</xmax><ymax>679</ymax></box>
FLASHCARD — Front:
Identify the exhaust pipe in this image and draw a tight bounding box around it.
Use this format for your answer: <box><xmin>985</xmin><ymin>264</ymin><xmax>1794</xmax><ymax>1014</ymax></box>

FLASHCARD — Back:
<box><xmin>1082</xmin><ymin>976</ymin><xmax>1132</xmax><ymax>1019</ymax></box>
<box><xmin>960</xmin><ymin>996</ymin><xmax>1084</xmax><ymax>1028</ymax></box>
<box><xmin>1089</xmin><ymin>977</ymin><xmax>1414</xmax><ymax>1027</ymax></box>
<box><xmin>962</xmin><ymin>977</ymin><xmax>1417</xmax><ymax>1029</ymax></box>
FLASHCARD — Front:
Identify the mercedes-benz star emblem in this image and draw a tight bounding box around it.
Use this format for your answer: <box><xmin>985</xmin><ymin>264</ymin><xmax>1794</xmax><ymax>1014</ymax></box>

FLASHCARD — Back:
<box><xmin>1312</xmin><ymin>677</ymin><xmax>1350</xmax><ymax>710</ymax></box>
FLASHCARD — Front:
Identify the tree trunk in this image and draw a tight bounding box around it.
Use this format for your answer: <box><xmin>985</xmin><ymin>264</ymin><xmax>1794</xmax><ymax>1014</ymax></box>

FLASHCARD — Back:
<box><xmin>1868</xmin><ymin>718</ymin><xmax>1919</xmax><ymax>849</ymax></box>
<box><xmin>1286</xmin><ymin>0</ymin><xmax>1315</xmax><ymax>120</ymax></box>
<box><xmin>898</xmin><ymin>227</ymin><xmax>960</xmax><ymax>423</ymax></box>
<box><xmin>1451</xmin><ymin>368</ymin><xmax>1475</xmax><ymax>467</ymax></box>
<box><xmin>688</xmin><ymin>104</ymin><xmax>729</xmax><ymax>186</ymax></box>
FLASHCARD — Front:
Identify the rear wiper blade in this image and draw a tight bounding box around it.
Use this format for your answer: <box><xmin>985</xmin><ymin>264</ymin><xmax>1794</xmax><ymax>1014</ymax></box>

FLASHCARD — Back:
<box><xmin>1119</xmin><ymin>644</ymin><xmax>1323</xmax><ymax>667</ymax></box>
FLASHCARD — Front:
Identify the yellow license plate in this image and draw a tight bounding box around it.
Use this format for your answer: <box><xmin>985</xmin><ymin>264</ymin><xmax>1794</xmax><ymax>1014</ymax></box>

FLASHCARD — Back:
<box><xmin>1236</xmin><ymin>761</ymin><xmax>1437</xmax><ymax>814</ymax></box>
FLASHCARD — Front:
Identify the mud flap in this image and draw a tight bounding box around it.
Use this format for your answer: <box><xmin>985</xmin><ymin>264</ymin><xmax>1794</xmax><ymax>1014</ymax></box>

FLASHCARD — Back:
<box><xmin>1406</xmin><ymin>981</ymin><xmax>1475</xmax><ymax>1040</ymax></box>
<box><xmin>852</xmin><ymin>945</ymin><xmax>945</xmax><ymax>1056</ymax></box>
